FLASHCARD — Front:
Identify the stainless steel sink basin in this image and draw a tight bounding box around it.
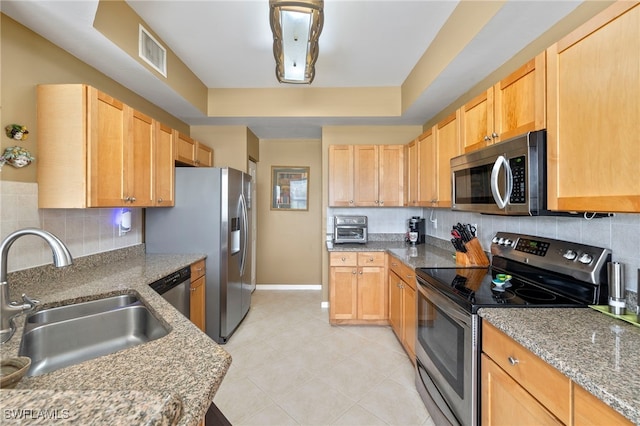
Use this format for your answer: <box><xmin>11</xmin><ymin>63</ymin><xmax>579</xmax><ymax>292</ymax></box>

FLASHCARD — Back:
<box><xmin>19</xmin><ymin>294</ymin><xmax>168</xmax><ymax>377</ymax></box>
<box><xmin>26</xmin><ymin>294</ymin><xmax>139</xmax><ymax>325</ymax></box>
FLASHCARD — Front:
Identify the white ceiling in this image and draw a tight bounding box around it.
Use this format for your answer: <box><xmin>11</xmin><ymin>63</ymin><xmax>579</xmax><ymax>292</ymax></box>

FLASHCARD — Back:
<box><xmin>2</xmin><ymin>0</ymin><xmax>584</xmax><ymax>139</ymax></box>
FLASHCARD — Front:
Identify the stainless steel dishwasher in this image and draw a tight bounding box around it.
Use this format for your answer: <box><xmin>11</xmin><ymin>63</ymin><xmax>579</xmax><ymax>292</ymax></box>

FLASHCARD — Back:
<box><xmin>149</xmin><ymin>266</ymin><xmax>191</xmax><ymax>318</ymax></box>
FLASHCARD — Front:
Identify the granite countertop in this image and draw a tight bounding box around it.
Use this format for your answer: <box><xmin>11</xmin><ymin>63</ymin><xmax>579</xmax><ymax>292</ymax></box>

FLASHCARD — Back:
<box><xmin>480</xmin><ymin>308</ymin><xmax>640</xmax><ymax>424</ymax></box>
<box><xmin>328</xmin><ymin>239</ymin><xmax>461</xmax><ymax>269</ymax></box>
<box><xmin>0</xmin><ymin>249</ymin><xmax>231</xmax><ymax>426</ymax></box>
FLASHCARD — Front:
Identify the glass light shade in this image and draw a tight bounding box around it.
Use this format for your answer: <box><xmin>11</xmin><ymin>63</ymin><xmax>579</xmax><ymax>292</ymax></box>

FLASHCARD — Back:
<box><xmin>269</xmin><ymin>0</ymin><xmax>324</xmax><ymax>84</ymax></box>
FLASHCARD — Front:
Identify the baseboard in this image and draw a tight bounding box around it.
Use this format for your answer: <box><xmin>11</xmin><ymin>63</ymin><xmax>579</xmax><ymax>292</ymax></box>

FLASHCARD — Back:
<box><xmin>255</xmin><ymin>284</ymin><xmax>322</xmax><ymax>291</ymax></box>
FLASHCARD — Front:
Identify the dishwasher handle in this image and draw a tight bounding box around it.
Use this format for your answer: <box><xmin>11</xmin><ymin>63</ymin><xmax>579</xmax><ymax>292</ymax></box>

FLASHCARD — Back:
<box><xmin>149</xmin><ymin>266</ymin><xmax>191</xmax><ymax>295</ymax></box>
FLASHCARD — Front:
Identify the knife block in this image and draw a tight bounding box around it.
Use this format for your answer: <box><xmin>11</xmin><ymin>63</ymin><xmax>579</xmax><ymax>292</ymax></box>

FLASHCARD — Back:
<box><xmin>455</xmin><ymin>238</ymin><xmax>490</xmax><ymax>267</ymax></box>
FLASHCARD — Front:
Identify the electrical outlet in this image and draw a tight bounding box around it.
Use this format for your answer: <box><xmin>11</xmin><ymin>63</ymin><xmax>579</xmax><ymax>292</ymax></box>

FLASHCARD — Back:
<box><xmin>471</xmin><ymin>223</ymin><xmax>478</xmax><ymax>236</ymax></box>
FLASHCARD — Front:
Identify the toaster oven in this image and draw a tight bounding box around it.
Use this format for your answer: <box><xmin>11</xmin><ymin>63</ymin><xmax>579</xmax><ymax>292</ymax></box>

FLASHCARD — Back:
<box><xmin>333</xmin><ymin>215</ymin><xmax>368</xmax><ymax>244</ymax></box>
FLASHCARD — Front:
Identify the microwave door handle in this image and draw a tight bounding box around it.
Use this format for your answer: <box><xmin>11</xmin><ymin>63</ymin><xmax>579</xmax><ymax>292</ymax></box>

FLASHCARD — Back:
<box><xmin>491</xmin><ymin>155</ymin><xmax>509</xmax><ymax>209</ymax></box>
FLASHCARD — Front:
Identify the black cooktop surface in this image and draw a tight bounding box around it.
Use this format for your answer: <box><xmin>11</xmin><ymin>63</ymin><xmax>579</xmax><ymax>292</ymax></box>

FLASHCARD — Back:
<box><xmin>416</xmin><ymin>263</ymin><xmax>593</xmax><ymax>313</ymax></box>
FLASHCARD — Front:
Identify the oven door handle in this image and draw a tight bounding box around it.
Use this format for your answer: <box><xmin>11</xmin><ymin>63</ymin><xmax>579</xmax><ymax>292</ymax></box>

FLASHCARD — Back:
<box><xmin>417</xmin><ymin>278</ymin><xmax>471</xmax><ymax>327</ymax></box>
<box><xmin>490</xmin><ymin>155</ymin><xmax>513</xmax><ymax>210</ymax></box>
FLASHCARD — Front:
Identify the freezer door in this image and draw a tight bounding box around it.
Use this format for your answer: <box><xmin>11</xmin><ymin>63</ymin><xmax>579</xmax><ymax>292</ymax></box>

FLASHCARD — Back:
<box><xmin>221</xmin><ymin>168</ymin><xmax>248</xmax><ymax>340</ymax></box>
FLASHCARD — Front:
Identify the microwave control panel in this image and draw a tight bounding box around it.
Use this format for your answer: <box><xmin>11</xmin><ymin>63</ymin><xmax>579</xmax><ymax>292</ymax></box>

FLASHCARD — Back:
<box><xmin>509</xmin><ymin>155</ymin><xmax>526</xmax><ymax>204</ymax></box>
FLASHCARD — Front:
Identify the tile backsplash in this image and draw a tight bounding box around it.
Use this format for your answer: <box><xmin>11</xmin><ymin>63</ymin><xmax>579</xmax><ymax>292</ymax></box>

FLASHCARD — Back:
<box><xmin>328</xmin><ymin>206</ymin><xmax>640</xmax><ymax>293</ymax></box>
<box><xmin>0</xmin><ymin>181</ymin><xmax>142</xmax><ymax>273</ymax></box>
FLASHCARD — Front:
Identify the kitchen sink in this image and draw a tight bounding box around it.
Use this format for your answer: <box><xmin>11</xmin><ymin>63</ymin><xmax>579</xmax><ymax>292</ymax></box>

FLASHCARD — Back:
<box><xmin>19</xmin><ymin>294</ymin><xmax>169</xmax><ymax>377</ymax></box>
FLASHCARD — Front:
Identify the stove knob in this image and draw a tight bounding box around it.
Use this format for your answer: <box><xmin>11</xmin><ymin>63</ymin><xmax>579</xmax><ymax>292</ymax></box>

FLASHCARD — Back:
<box><xmin>578</xmin><ymin>253</ymin><xmax>593</xmax><ymax>264</ymax></box>
<box><xmin>503</xmin><ymin>239</ymin><xmax>512</xmax><ymax>246</ymax></box>
<box><xmin>563</xmin><ymin>250</ymin><xmax>577</xmax><ymax>260</ymax></box>
<box><xmin>492</xmin><ymin>236</ymin><xmax>500</xmax><ymax>244</ymax></box>
<box><xmin>498</xmin><ymin>238</ymin><xmax>505</xmax><ymax>245</ymax></box>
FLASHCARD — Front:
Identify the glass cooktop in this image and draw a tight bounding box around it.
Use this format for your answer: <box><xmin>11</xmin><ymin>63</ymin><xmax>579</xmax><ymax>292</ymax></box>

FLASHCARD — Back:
<box><xmin>416</xmin><ymin>264</ymin><xmax>593</xmax><ymax>314</ymax></box>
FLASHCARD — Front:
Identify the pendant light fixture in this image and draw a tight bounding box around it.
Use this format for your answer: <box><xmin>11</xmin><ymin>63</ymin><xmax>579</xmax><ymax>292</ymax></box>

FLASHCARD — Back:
<box><xmin>269</xmin><ymin>0</ymin><xmax>324</xmax><ymax>84</ymax></box>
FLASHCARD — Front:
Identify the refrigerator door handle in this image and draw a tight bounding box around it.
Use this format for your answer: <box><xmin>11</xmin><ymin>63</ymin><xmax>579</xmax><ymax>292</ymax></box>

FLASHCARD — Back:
<box><xmin>239</xmin><ymin>193</ymin><xmax>248</xmax><ymax>277</ymax></box>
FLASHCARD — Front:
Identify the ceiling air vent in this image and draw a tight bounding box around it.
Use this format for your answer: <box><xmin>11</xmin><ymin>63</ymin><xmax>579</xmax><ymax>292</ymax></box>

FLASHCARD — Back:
<box><xmin>139</xmin><ymin>24</ymin><xmax>167</xmax><ymax>77</ymax></box>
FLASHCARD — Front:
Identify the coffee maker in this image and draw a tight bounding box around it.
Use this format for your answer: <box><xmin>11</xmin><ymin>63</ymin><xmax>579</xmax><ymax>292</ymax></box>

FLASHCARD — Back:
<box><xmin>407</xmin><ymin>216</ymin><xmax>426</xmax><ymax>245</ymax></box>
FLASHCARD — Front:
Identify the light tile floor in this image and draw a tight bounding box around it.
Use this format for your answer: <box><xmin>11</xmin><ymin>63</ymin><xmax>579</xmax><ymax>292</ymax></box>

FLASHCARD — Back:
<box><xmin>213</xmin><ymin>290</ymin><xmax>435</xmax><ymax>425</ymax></box>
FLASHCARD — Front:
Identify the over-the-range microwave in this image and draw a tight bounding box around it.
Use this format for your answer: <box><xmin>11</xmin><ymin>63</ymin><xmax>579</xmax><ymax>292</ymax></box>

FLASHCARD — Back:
<box><xmin>450</xmin><ymin>130</ymin><xmax>547</xmax><ymax>216</ymax></box>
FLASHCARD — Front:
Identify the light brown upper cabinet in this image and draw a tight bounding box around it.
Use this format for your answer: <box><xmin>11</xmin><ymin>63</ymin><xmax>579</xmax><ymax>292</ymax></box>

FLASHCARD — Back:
<box><xmin>154</xmin><ymin>122</ymin><xmax>175</xmax><ymax>206</ymax></box>
<box><xmin>406</xmin><ymin>139</ymin><xmax>418</xmax><ymax>206</ymax></box>
<box><xmin>329</xmin><ymin>144</ymin><xmax>404</xmax><ymax>207</ymax></box>
<box><xmin>434</xmin><ymin>111</ymin><xmax>462</xmax><ymax>208</ymax></box>
<box><xmin>175</xmin><ymin>131</ymin><xmax>213</xmax><ymax>167</ymax></box>
<box><xmin>460</xmin><ymin>52</ymin><xmax>546</xmax><ymax>153</ymax></box>
<box><xmin>546</xmin><ymin>1</ymin><xmax>640</xmax><ymax>213</ymax></box>
<box><xmin>37</xmin><ymin>84</ymin><xmax>171</xmax><ymax>208</ymax></box>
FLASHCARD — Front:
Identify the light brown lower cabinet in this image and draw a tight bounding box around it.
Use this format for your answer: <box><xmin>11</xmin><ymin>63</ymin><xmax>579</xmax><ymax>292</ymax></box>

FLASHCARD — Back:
<box><xmin>482</xmin><ymin>322</ymin><xmax>632</xmax><ymax>426</ymax></box>
<box><xmin>329</xmin><ymin>252</ymin><xmax>387</xmax><ymax>324</ymax></box>
<box><xmin>388</xmin><ymin>255</ymin><xmax>416</xmax><ymax>361</ymax></box>
<box><xmin>190</xmin><ymin>260</ymin><xmax>206</xmax><ymax>332</ymax></box>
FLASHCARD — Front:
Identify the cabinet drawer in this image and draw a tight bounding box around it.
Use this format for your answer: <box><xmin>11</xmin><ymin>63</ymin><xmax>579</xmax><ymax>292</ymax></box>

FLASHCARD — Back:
<box><xmin>482</xmin><ymin>322</ymin><xmax>570</xmax><ymax>424</ymax></box>
<box><xmin>388</xmin><ymin>255</ymin><xmax>416</xmax><ymax>290</ymax></box>
<box><xmin>330</xmin><ymin>252</ymin><xmax>358</xmax><ymax>266</ymax></box>
<box><xmin>357</xmin><ymin>252</ymin><xmax>385</xmax><ymax>266</ymax></box>
<box><xmin>190</xmin><ymin>259</ymin><xmax>206</xmax><ymax>281</ymax></box>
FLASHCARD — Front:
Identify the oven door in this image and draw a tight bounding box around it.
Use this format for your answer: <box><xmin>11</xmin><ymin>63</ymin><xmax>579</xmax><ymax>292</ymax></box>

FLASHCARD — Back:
<box><xmin>415</xmin><ymin>276</ymin><xmax>478</xmax><ymax>426</ymax></box>
<box><xmin>333</xmin><ymin>225</ymin><xmax>367</xmax><ymax>243</ymax></box>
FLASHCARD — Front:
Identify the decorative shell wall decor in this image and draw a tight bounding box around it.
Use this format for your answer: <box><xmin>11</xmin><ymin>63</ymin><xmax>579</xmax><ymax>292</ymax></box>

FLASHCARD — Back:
<box><xmin>1</xmin><ymin>146</ymin><xmax>35</xmax><ymax>169</ymax></box>
<box><xmin>5</xmin><ymin>124</ymin><xmax>29</xmax><ymax>141</ymax></box>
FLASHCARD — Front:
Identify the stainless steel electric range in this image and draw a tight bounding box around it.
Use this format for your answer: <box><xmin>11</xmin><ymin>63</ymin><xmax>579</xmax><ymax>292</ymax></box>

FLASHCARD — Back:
<box><xmin>414</xmin><ymin>232</ymin><xmax>612</xmax><ymax>426</ymax></box>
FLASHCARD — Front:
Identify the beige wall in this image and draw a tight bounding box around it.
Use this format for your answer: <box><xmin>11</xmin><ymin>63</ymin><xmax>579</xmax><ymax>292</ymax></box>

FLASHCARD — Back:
<box><xmin>0</xmin><ymin>14</ymin><xmax>188</xmax><ymax>183</ymax></box>
<box><xmin>190</xmin><ymin>126</ymin><xmax>254</xmax><ymax>172</ymax></box>
<box><xmin>257</xmin><ymin>139</ymin><xmax>322</xmax><ymax>285</ymax></box>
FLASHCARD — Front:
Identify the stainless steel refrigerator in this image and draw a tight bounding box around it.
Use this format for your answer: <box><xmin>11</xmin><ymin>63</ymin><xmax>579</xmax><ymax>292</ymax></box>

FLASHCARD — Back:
<box><xmin>145</xmin><ymin>167</ymin><xmax>252</xmax><ymax>344</ymax></box>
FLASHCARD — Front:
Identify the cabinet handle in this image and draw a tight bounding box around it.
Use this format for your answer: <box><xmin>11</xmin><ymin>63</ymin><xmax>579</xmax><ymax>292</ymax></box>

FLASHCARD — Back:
<box><xmin>130</xmin><ymin>196</ymin><xmax>136</xmax><ymax>202</ymax></box>
<box><xmin>191</xmin><ymin>288</ymin><xmax>196</xmax><ymax>292</ymax></box>
<box><xmin>341</xmin><ymin>257</ymin><xmax>346</xmax><ymax>262</ymax></box>
<box><xmin>369</xmin><ymin>257</ymin><xmax>374</xmax><ymax>262</ymax></box>
<box><xmin>508</xmin><ymin>356</ymin><xmax>519</xmax><ymax>366</ymax></box>
<box><xmin>380</xmin><ymin>201</ymin><xmax>384</xmax><ymax>205</ymax></box>
<box><xmin>492</xmin><ymin>132</ymin><xmax>499</xmax><ymax>139</ymax></box>
<box><xmin>484</xmin><ymin>135</ymin><xmax>491</xmax><ymax>142</ymax></box>
<box><xmin>391</xmin><ymin>262</ymin><xmax>397</xmax><ymax>266</ymax></box>
<box><xmin>359</xmin><ymin>271</ymin><xmax>363</xmax><ymax>275</ymax></box>
<box><xmin>352</xmin><ymin>269</ymin><xmax>357</xmax><ymax>274</ymax></box>
<box><xmin>158</xmin><ymin>198</ymin><xmax>164</xmax><ymax>203</ymax></box>
<box><xmin>406</xmin><ymin>275</ymin><xmax>413</xmax><ymax>279</ymax></box>
<box><xmin>349</xmin><ymin>200</ymin><xmax>354</xmax><ymax>204</ymax></box>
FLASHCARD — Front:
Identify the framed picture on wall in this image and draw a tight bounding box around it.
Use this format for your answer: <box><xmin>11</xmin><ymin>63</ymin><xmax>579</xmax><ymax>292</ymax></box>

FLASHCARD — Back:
<box><xmin>271</xmin><ymin>166</ymin><xmax>309</xmax><ymax>211</ymax></box>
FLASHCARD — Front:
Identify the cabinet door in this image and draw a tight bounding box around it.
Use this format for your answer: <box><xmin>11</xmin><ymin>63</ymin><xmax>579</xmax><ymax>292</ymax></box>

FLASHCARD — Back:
<box><xmin>573</xmin><ymin>382</ymin><xmax>633</xmax><ymax>426</ymax></box>
<box><xmin>328</xmin><ymin>145</ymin><xmax>354</xmax><ymax>206</ymax></box>
<box><xmin>175</xmin><ymin>131</ymin><xmax>197</xmax><ymax>166</ymax></box>
<box><xmin>330</xmin><ymin>266</ymin><xmax>358</xmax><ymax>320</ymax></box>
<box><xmin>353</xmin><ymin>145</ymin><xmax>379</xmax><ymax>206</ymax></box>
<box><xmin>195</xmin><ymin>142</ymin><xmax>213</xmax><ymax>167</ymax></box>
<box><xmin>88</xmin><ymin>88</ymin><xmax>126</xmax><ymax>207</ymax></box>
<box><xmin>494</xmin><ymin>53</ymin><xmax>546</xmax><ymax>142</ymax></box>
<box><xmin>460</xmin><ymin>89</ymin><xmax>494</xmax><ymax>153</ymax></box>
<box><xmin>402</xmin><ymin>278</ymin><xmax>416</xmax><ymax>360</ymax></box>
<box><xmin>357</xmin><ymin>266</ymin><xmax>387</xmax><ymax>320</ymax></box>
<box><xmin>435</xmin><ymin>111</ymin><xmax>461</xmax><ymax>208</ymax></box>
<box><xmin>417</xmin><ymin>128</ymin><xmax>437</xmax><ymax>206</ymax></box>
<box><xmin>378</xmin><ymin>145</ymin><xmax>404</xmax><ymax>207</ymax></box>
<box><xmin>547</xmin><ymin>2</ymin><xmax>640</xmax><ymax>212</ymax></box>
<box><xmin>388</xmin><ymin>270</ymin><xmax>403</xmax><ymax>339</ymax></box>
<box><xmin>481</xmin><ymin>354</ymin><xmax>563</xmax><ymax>426</ymax></box>
<box><xmin>127</xmin><ymin>108</ymin><xmax>154</xmax><ymax>206</ymax></box>
<box><xmin>190</xmin><ymin>275</ymin><xmax>206</xmax><ymax>332</ymax></box>
<box><xmin>154</xmin><ymin>122</ymin><xmax>175</xmax><ymax>206</ymax></box>
<box><xmin>406</xmin><ymin>140</ymin><xmax>418</xmax><ymax>206</ymax></box>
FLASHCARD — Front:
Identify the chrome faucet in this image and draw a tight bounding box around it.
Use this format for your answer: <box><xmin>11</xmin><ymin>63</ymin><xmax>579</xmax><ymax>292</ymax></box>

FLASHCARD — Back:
<box><xmin>1</xmin><ymin>228</ymin><xmax>73</xmax><ymax>343</ymax></box>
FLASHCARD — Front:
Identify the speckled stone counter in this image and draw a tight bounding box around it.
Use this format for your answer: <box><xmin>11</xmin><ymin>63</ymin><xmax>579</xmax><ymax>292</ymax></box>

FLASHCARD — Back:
<box><xmin>480</xmin><ymin>308</ymin><xmax>640</xmax><ymax>424</ymax></box>
<box><xmin>327</xmin><ymin>239</ymin><xmax>460</xmax><ymax>269</ymax></box>
<box><xmin>0</xmin><ymin>248</ymin><xmax>231</xmax><ymax>426</ymax></box>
